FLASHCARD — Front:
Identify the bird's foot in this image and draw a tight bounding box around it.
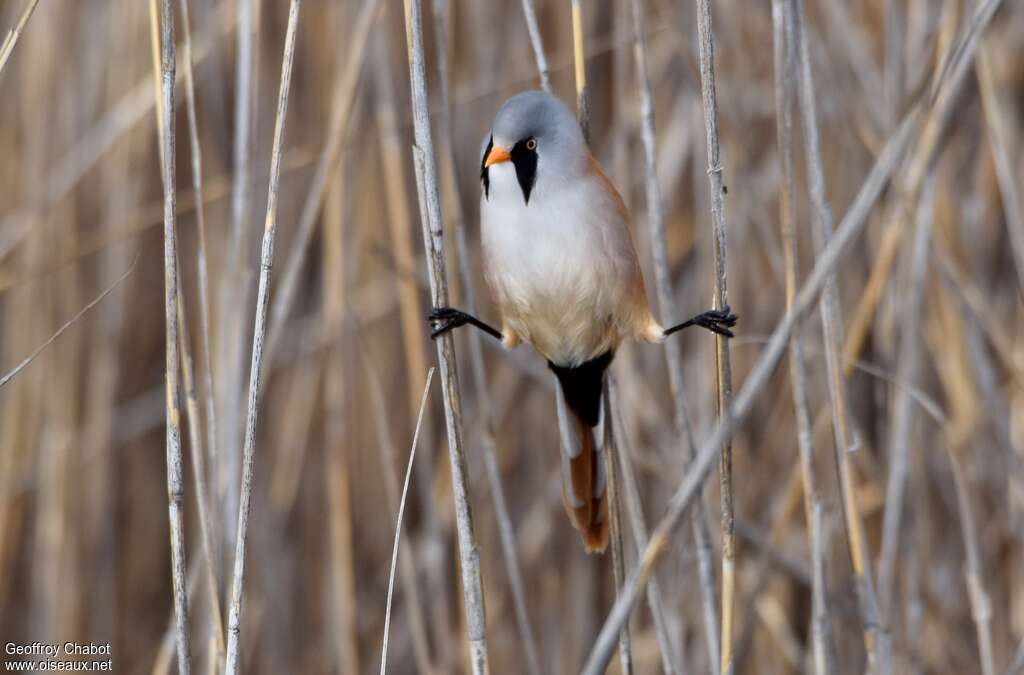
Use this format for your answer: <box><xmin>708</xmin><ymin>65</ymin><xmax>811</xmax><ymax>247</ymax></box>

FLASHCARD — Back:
<box><xmin>427</xmin><ymin>306</ymin><xmax>471</xmax><ymax>339</ymax></box>
<box><xmin>664</xmin><ymin>305</ymin><xmax>738</xmax><ymax>338</ymax></box>
<box><xmin>691</xmin><ymin>306</ymin><xmax>738</xmax><ymax>338</ymax></box>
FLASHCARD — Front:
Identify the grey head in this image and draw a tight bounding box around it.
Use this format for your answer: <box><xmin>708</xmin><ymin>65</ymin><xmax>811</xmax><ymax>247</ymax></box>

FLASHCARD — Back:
<box><xmin>481</xmin><ymin>91</ymin><xmax>588</xmax><ymax>204</ymax></box>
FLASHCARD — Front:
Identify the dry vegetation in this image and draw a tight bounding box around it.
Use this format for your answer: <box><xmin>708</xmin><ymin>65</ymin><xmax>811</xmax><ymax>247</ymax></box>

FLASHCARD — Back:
<box><xmin>0</xmin><ymin>0</ymin><xmax>1022</xmax><ymax>674</ymax></box>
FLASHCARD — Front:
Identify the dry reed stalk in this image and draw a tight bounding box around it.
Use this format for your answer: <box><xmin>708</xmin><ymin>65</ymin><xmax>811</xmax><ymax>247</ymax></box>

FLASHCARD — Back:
<box><xmin>0</xmin><ymin>0</ymin><xmax>40</xmax><ymax>77</ymax></box>
<box><xmin>789</xmin><ymin>0</ymin><xmax>885</xmax><ymax>666</ymax></box>
<box><xmin>264</xmin><ymin>0</ymin><xmax>380</xmax><ymax>367</ymax></box>
<box><xmin>946</xmin><ymin>404</ymin><xmax>996</xmax><ymax>675</ymax></box>
<box><xmin>602</xmin><ymin>386</ymin><xmax>633</xmax><ymax>675</ymax></box>
<box><xmin>157</xmin><ymin>0</ymin><xmax>191</xmax><ymax>671</ymax></box>
<box><xmin>380</xmin><ymin>368</ymin><xmax>436</xmax><ymax>675</ymax></box>
<box><xmin>519</xmin><ymin>0</ymin><xmax>551</xmax><ymax>92</ymax></box>
<box><xmin>0</xmin><ymin>259</ymin><xmax>135</xmax><ymax>389</ymax></box>
<box><xmin>152</xmin><ymin>554</ymin><xmax>202</xmax><ymax>675</ymax></box>
<box><xmin>630</xmin><ymin>1</ymin><xmax>720</xmax><ymax>671</ymax></box>
<box><xmin>177</xmin><ymin>0</ymin><xmax>219</xmax><ymax>564</ymax></box>
<box><xmin>362</xmin><ymin>332</ymin><xmax>437</xmax><ymax>674</ymax></box>
<box><xmin>571</xmin><ymin>0</ymin><xmax>590</xmax><ymax>142</ymax></box>
<box><xmin>976</xmin><ymin>46</ymin><xmax>1024</xmax><ymax>293</ymax></box>
<box><xmin>223</xmin><ymin>3</ymin><xmax>302</xmax><ymax>672</ymax></box>
<box><xmin>691</xmin><ymin>0</ymin><xmax>737</xmax><ymax>670</ymax></box>
<box><xmin>839</xmin><ymin>0</ymin><xmax>1006</xmax><ymax>379</ymax></box>
<box><xmin>580</xmin><ymin>109</ymin><xmax>919</xmax><ymax>675</ymax></box>
<box><xmin>217</xmin><ymin>0</ymin><xmax>256</xmax><ymax>557</ymax></box>
<box><xmin>374</xmin><ymin>15</ymin><xmax>454</xmax><ymax>661</ymax></box>
<box><xmin>877</xmin><ymin>176</ymin><xmax>935</xmax><ymax>631</ymax></box>
<box><xmin>175</xmin><ymin>284</ymin><xmax>226</xmax><ymax>666</ymax></box>
<box><xmin>323</xmin><ymin>160</ymin><xmax>359</xmax><ymax>675</ymax></box>
<box><xmin>430</xmin><ymin>1</ymin><xmax>542</xmax><ymax>671</ymax></box>
<box><xmin>771</xmin><ymin>0</ymin><xmax>834</xmax><ymax>671</ymax></box>
<box><xmin>402</xmin><ymin>0</ymin><xmax>489</xmax><ymax>670</ymax></box>
<box><xmin>609</xmin><ymin>378</ymin><xmax>683</xmax><ymax>674</ymax></box>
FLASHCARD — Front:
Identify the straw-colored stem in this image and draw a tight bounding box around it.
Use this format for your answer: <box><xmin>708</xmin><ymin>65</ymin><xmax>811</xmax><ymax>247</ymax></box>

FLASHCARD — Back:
<box><xmin>362</xmin><ymin>334</ymin><xmax>437</xmax><ymax>674</ymax></box>
<box><xmin>789</xmin><ymin>0</ymin><xmax>885</xmax><ymax>667</ymax></box>
<box><xmin>402</xmin><ymin>0</ymin><xmax>489</xmax><ymax>671</ymax></box>
<box><xmin>216</xmin><ymin>0</ymin><xmax>255</xmax><ymax>558</ymax></box>
<box><xmin>581</xmin><ymin>110</ymin><xmax>920</xmax><ymax>675</ymax></box>
<box><xmin>175</xmin><ymin>276</ymin><xmax>227</xmax><ymax>666</ymax></box>
<box><xmin>380</xmin><ymin>368</ymin><xmax>435</xmax><ymax>675</ymax></box>
<box><xmin>571</xmin><ymin>0</ymin><xmax>590</xmax><ymax>142</ymax></box>
<box><xmin>322</xmin><ymin>158</ymin><xmax>360</xmax><ymax>675</ymax></box>
<box><xmin>603</xmin><ymin>385</ymin><xmax>633</xmax><ymax>675</ymax></box>
<box><xmin>223</xmin><ymin>3</ymin><xmax>302</xmax><ymax>673</ymax></box>
<box><xmin>634</xmin><ymin>0</ymin><xmax>720</xmax><ymax>669</ymax></box>
<box><xmin>877</xmin><ymin>176</ymin><xmax>935</xmax><ymax>627</ymax></box>
<box><xmin>157</xmin><ymin>1</ymin><xmax>191</xmax><ymax>672</ymax></box>
<box><xmin>691</xmin><ymin>0</ymin><xmax>736</xmax><ymax>670</ymax></box>
<box><xmin>177</xmin><ymin>0</ymin><xmax>220</xmax><ymax>573</ymax></box>
<box><xmin>0</xmin><ymin>0</ymin><xmax>40</xmax><ymax>77</ymax></box>
<box><xmin>609</xmin><ymin>379</ymin><xmax>683</xmax><ymax>674</ymax></box>
<box><xmin>946</xmin><ymin>449</ymin><xmax>996</xmax><ymax>675</ymax></box>
<box><xmin>518</xmin><ymin>0</ymin><xmax>551</xmax><ymax>92</ymax></box>
<box><xmin>264</xmin><ymin>0</ymin><xmax>380</xmax><ymax>367</ymax></box>
<box><xmin>976</xmin><ymin>46</ymin><xmax>1024</xmax><ymax>293</ymax></box>
<box><xmin>772</xmin><ymin>0</ymin><xmax>834</xmax><ymax>671</ymax></box>
<box><xmin>431</xmin><ymin>0</ymin><xmax>542</xmax><ymax>670</ymax></box>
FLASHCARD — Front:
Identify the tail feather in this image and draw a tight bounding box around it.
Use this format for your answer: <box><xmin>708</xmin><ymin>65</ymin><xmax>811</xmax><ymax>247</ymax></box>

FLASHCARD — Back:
<box><xmin>551</xmin><ymin>352</ymin><xmax>613</xmax><ymax>554</ymax></box>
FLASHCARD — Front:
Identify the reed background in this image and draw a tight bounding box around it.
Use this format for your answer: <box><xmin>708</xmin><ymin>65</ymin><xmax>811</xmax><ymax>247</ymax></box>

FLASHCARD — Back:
<box><xmin>0</xmin><ymin>0</ymin><xmax>1022</xmax><ymax>673</ymax></box>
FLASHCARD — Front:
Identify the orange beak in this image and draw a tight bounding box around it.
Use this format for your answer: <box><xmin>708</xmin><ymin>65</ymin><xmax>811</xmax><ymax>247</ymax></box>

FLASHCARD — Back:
<box><xmin>484</xmin><ymin>144</ymin><xmax>511</xmax><ymax>167</ymax></box>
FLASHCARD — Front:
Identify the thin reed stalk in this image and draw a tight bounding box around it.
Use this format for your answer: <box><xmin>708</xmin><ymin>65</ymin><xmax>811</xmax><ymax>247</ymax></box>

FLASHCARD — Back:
<box><xmin>771</xmin><ymin>0</ymin><xmax>834</xmax><ymax>671</ymax></box>
<box><xmin>947</xmin><ymin>449</ymin><xmax>996</xmax><ymax>675</ymax></box>
<box><xmin>690</xmin><ymin>0</ymin><xmax>737</xmax><ymax>670</ymax></box>
<box><xmin>217</xmin><ymin>0</ymin><xmax>256</xmax><ymax>557</ymax></box>
<box><xmin>632</xmin><ymin>0</ymin><xmax>720</xmax><ymax>669</ymax></box>
<box><xmin>571</xmin><ymin>0</ymin><xmax>590</xmax><ymax>142</ymax></box>
<box><xmin>157</xmin><ymin>1</ymin><xmax>191</xmax><ymax>672</ymax></box>
<box><xmin>581</xmin><ymin>109</ymin><xmax>920</xmax><ymax>675</ymax></box>
<box><xmin>602</xmin><ymin>385</ymin><xmax>633</xmax><ymax>675</ymax></box>
<box><xmin>0</xmin><ymin>259</ymin><xmax>135</xmax><ymax>389</ymax></box>
<box><xmin>264</xmin><ymin>0</ymin><xmax>380</xmax><ymax>366</ymax></box>
<box><xmin>519</xmin><ymin>0</ymin><xmax>551</xmax><ymax>92</ymax></box>
<box><xmin>361</xmin><ymin>330</ymin><xmax>437</xmax><ymax>674</ymax></box>
<box><xmin>223</xmin><ymin>3</ymin><xmax>302</xmax><ymax>673</ymax></box>
<box><xmin>373</xmin><ymin>20</ymin><xmax>455</xmax><ymax>662</ymax></box>
<box><xmin>0</xmin><ymin>0</ymin><xmax>40</xmax><ymax>77</ymax></box>
<box><xmin>177</xmin><ymin>0</ymin><xmax>219</xmax><ymax>564</ymax></box>
<box><xmin>877</xmin><ymin>175</ymin><xmax>935</xmax><ymax>628</ymax></box>
<box><xmin>402</xmin><ymin>0</ymin><xmax>489</xmax><ymax>670</ymax></box>
<box><xmin>175</xmin><ymin>280</ymin><xmax>226</xmax><ymax>666</ymax></box>
<box><xmin>976</xmin><ymin>45</ymin><xmax>1024</xmax><ymax>293</ymax></box>
<box><xmin>380</xmin><ymin>368</ymin><xmax>435</xmax><ymax>675</ymax></box>
<box><xmin>322</xmin><ymin>157</ymin><xmax>360</xmax><ymax>675</ymax></box>
<box><xmin>609</xmin><ymin>378</ymin><xmax>683</xmax><ymax>674</ymax></box>
<box><xmin>431</xmin><ymin>0</ymin><xmax>542</xmax><ymax>671</ymax></box>
<box><xmin>789</xmin><ymin>0</ymin><xmax>883</xmax><ymax>667</ymax></box>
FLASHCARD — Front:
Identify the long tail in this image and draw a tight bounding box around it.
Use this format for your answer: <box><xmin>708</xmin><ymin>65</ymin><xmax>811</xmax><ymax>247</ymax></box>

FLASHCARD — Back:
<box><xmin>550</xmin><ymin>352</ymin><xmax>613</xmax><ymax>554</ymax></box>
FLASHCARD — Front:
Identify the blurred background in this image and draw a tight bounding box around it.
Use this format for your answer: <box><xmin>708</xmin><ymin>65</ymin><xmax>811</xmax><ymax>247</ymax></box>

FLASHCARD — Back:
<box><xmin>0</xmin><ymin>0</ymin><xmax>1022</xmax><ymax>673</ymax></box>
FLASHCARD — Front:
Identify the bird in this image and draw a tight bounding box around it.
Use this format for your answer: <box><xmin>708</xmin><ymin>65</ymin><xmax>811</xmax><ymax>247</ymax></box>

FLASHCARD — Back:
<box><xmin>428</xmin><ymin>91</ymin><xmax>736</xmax><ymax>553</ymax></box>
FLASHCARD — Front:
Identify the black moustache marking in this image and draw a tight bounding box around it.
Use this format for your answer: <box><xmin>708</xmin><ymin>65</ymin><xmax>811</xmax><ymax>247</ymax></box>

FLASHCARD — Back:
<box><xmin>510</xmin><ymin>138</ymin><xmax>538</xmax><ymax>204</ymax></box>
<box><xmin>480</xmin><ymin>135</ymin><xmax>493</xmax><ymax>199</ymax></box>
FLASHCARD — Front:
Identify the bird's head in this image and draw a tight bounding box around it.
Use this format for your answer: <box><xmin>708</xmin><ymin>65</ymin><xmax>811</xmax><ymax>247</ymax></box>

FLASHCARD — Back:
<box><xmin>481</xmin><ymin>91</ymin><xmax>587</xmax><ymax>205</ymax></box>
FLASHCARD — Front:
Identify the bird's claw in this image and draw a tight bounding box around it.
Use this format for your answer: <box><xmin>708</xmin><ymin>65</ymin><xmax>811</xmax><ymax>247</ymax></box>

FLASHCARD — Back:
<box><xmin>695</xmin><ymin>305</ymin><xmax>738</xmax><ymax>338</ymax></box>
<box><xmin>427</xmin><ymin>306</ymin><xmax>468</xmax><ymax>339</ymax></box>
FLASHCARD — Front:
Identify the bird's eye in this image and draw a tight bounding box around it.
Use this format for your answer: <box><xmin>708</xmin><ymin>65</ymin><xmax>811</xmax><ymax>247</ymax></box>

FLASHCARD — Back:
<box><xmin>526</xmin><ymin>138</ymin><xmax>537</xmax><ymax>151</ymax></box>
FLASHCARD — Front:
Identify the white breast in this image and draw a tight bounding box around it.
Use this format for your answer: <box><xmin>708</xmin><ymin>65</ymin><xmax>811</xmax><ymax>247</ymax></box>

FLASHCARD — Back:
<box><xmin>481</xmin><ymin>163</ymin><xmax>641</xmax><ymax>366</ymax></box>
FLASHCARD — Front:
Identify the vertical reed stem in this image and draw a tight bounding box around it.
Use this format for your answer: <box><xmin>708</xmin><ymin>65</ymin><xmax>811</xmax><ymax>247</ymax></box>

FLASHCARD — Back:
<box><xmin>223</xmin><ymin>3</ymin><xmax>302</xmax><ymax>672</ymax></box>
<box><xmin>157</xmin><ymin>1</ymin><xmax>191</xmax><ymax>672</ymax></box>
<box><xmin>402</xmin><ymin>0</ymin><xmax>489</xmax><ymax>671</ymax></box>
